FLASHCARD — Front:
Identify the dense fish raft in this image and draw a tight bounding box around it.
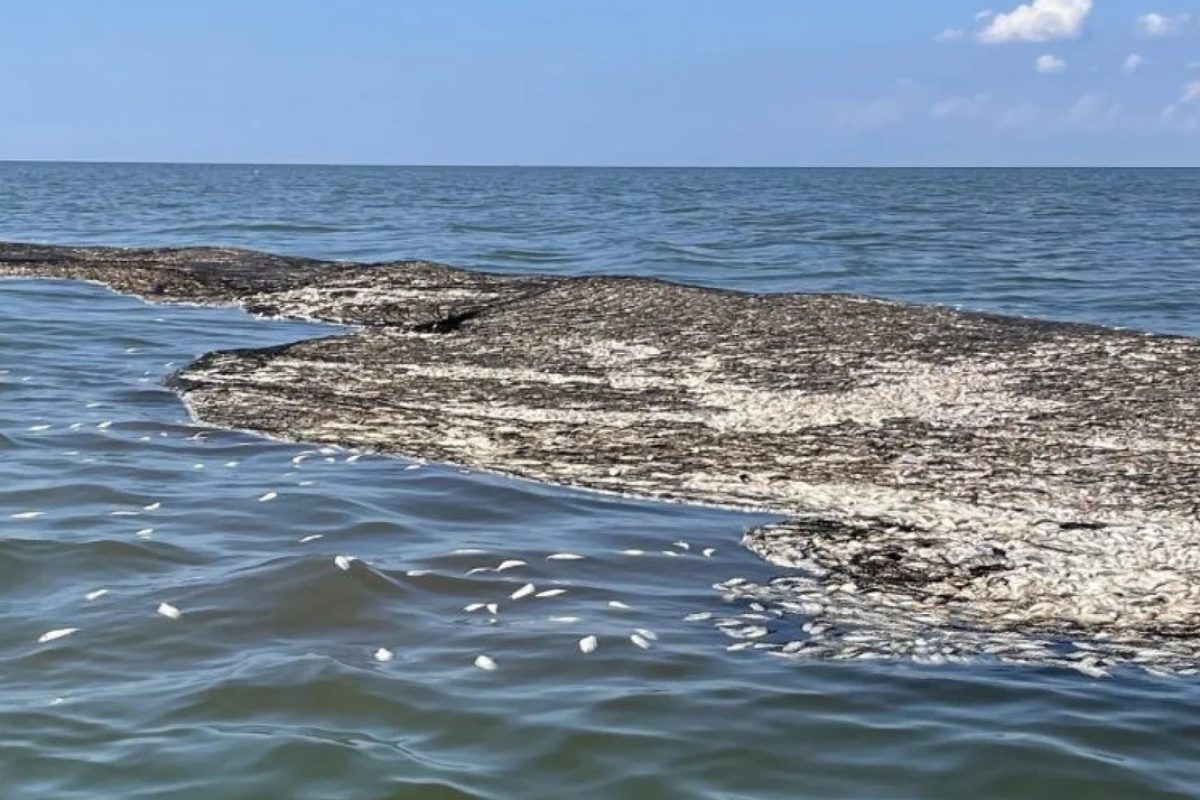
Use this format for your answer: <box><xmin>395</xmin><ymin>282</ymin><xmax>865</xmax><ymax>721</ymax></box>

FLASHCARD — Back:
<box><xmin>4</xmin><ymin>242</ymin><xmax>1200</xmax><ymax>675</ymax></box>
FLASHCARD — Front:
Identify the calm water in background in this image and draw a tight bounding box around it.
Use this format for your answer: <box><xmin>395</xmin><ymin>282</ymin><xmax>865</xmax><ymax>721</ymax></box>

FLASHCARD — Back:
<box><xmin>1</xmin><ymin>163</ymin><xmax>1199</xmax><ymax>799</ymax></box>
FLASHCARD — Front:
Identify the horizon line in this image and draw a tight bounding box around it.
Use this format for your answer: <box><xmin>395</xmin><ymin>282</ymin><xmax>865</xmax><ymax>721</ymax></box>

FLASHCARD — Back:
<box><xmin>2</xmin><ymin>158</ymin><xmax>1198</xmax><ymax>170</ymax></box>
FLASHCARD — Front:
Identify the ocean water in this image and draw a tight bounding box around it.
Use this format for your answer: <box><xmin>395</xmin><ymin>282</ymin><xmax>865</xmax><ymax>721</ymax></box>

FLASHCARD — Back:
<box><xmin>1</xmin><ymin>163</ymin><xmax>1199</xmax><ymax>799</ymax></box>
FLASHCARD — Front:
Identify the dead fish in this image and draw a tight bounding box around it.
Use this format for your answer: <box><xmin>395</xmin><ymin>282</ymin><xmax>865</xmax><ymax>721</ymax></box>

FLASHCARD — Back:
<box><xmin>38</xmin><ymin>628</ymin><xmax>78</xmax><ymax>644</ymax></box>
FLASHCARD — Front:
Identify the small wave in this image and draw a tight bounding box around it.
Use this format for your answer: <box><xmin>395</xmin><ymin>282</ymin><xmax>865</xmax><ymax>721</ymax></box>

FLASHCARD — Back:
<box><xmin>480</xmin><ymin>248</ymin><xmax>573</xmax><ymax>264</ymax></box>
<box><xmin>148</xmin><ymin>221</ymin><xmax>348</xmax><ymax>236</ymax></box>
<box><xmin>810</xmin><ymin>229</ymin><xmax>888</xmax><ymax>245</ymax></box>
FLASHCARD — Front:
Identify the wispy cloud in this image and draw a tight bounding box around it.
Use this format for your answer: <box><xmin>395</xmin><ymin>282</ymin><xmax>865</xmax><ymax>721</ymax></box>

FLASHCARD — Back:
<box><xmin>1136</xmin><ymin>12</ymin><xmax>1192</xmax><ymax>36</ymax></box>
<box><xmin>929</xmin><ymin>91</ymin><xmax>1135</xmax><ymax>133</ymax></box>
<box><xmin>835</xmin><ymin>80</ymin><xmax>927</xmax><ymax>130</ymax></box>
<box><xmin>1122</xmin><ymin>53</ymin><xmax>1145</xmax><ymax>75</ymax></box>
<box><xmin>930</xmin><ymin>93</ymin><xmax>1043</xmax><ymax>128</ymax></box>
<box><xmin>1036</xmin><ymin>54</ymin><xmax>1066</xmax><ymax>73</ymax></box>
<box><xmin>1060</xmin><ymin>92</ymin><xmax>1124</xmax><ymax>130</ymax></box>
<box><xmin>1182</xmin><ymin>80</ymin><xmax>1200</xmax><ymax>103</ymax></box>
<box><xmin>978</xmin><ymin>0</ymin><xmax>1092</xmax><ymax>43</ymax></box>
<box><xmin>935</xmin><ymin>28</ymin><xmax>966</xmax><ymax>43</ymax></box>
<box><xmin>1162</xmin><ymin>103</ymin><xmax>1200</xmax><ymax>131</ymax></box>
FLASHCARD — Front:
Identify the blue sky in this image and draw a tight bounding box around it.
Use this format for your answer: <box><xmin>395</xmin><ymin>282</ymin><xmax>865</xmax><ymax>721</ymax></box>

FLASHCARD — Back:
<box><xmin>1</xmin><ymin>0</ymin><xmax>1197</xmax><ymax>166</ymax></box>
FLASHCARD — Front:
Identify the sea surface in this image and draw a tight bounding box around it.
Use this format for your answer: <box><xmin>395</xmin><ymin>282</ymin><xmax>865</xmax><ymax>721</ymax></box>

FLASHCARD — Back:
<box><xmin>1</xmin><ymin>163</ymin><xmax>1199</xmax><ymax>799</ymax></box>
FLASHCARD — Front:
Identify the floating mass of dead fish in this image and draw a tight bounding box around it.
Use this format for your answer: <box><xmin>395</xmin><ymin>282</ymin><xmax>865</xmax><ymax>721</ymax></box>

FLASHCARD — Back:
<box><xmin>703</xmin><ymin>573</ymin><xmax>1200</xmax><ymax>678</ymax></box>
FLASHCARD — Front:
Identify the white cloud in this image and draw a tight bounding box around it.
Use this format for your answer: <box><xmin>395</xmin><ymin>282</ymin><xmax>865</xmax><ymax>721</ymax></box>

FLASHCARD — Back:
<box><xmin>1122</xmin><ymin>53</ymin><xmax>1145</xmax><ymax>74</ymax></box>
<box><xmin>1137</xmin><ymin>12</ymin><xmax>1192</xmax><ymax>36</ymax></box>
<box><xmin>1036</xmin><ymin>54</ymin><xmax>1066</xmax><ymax>73</ymax></box>
<box><xmin>976</xmin><ymin>9</ymin><xmax>995</xmax><ymax>21</ymax></box>
<box><xmin>978</xmin><ymin>0</ymin><xmax>1093</xmax><ymax>43</ymax></box>
<box><xmin>935</xmin><ymin>27</ymin><xmax>966</xmax><ymax>43</ymax></box>
<box><xmin>1183</xmin><ymin>80</ymin><xmax>1200</xmax><ymax>103</ymax></box>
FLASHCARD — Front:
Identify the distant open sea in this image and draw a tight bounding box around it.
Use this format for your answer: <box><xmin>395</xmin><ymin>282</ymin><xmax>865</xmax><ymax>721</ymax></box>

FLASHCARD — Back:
<box><xmin>2</xmin><ymin>163</ymin><xmax>1199</xmax><ymax>799</ymax></box>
